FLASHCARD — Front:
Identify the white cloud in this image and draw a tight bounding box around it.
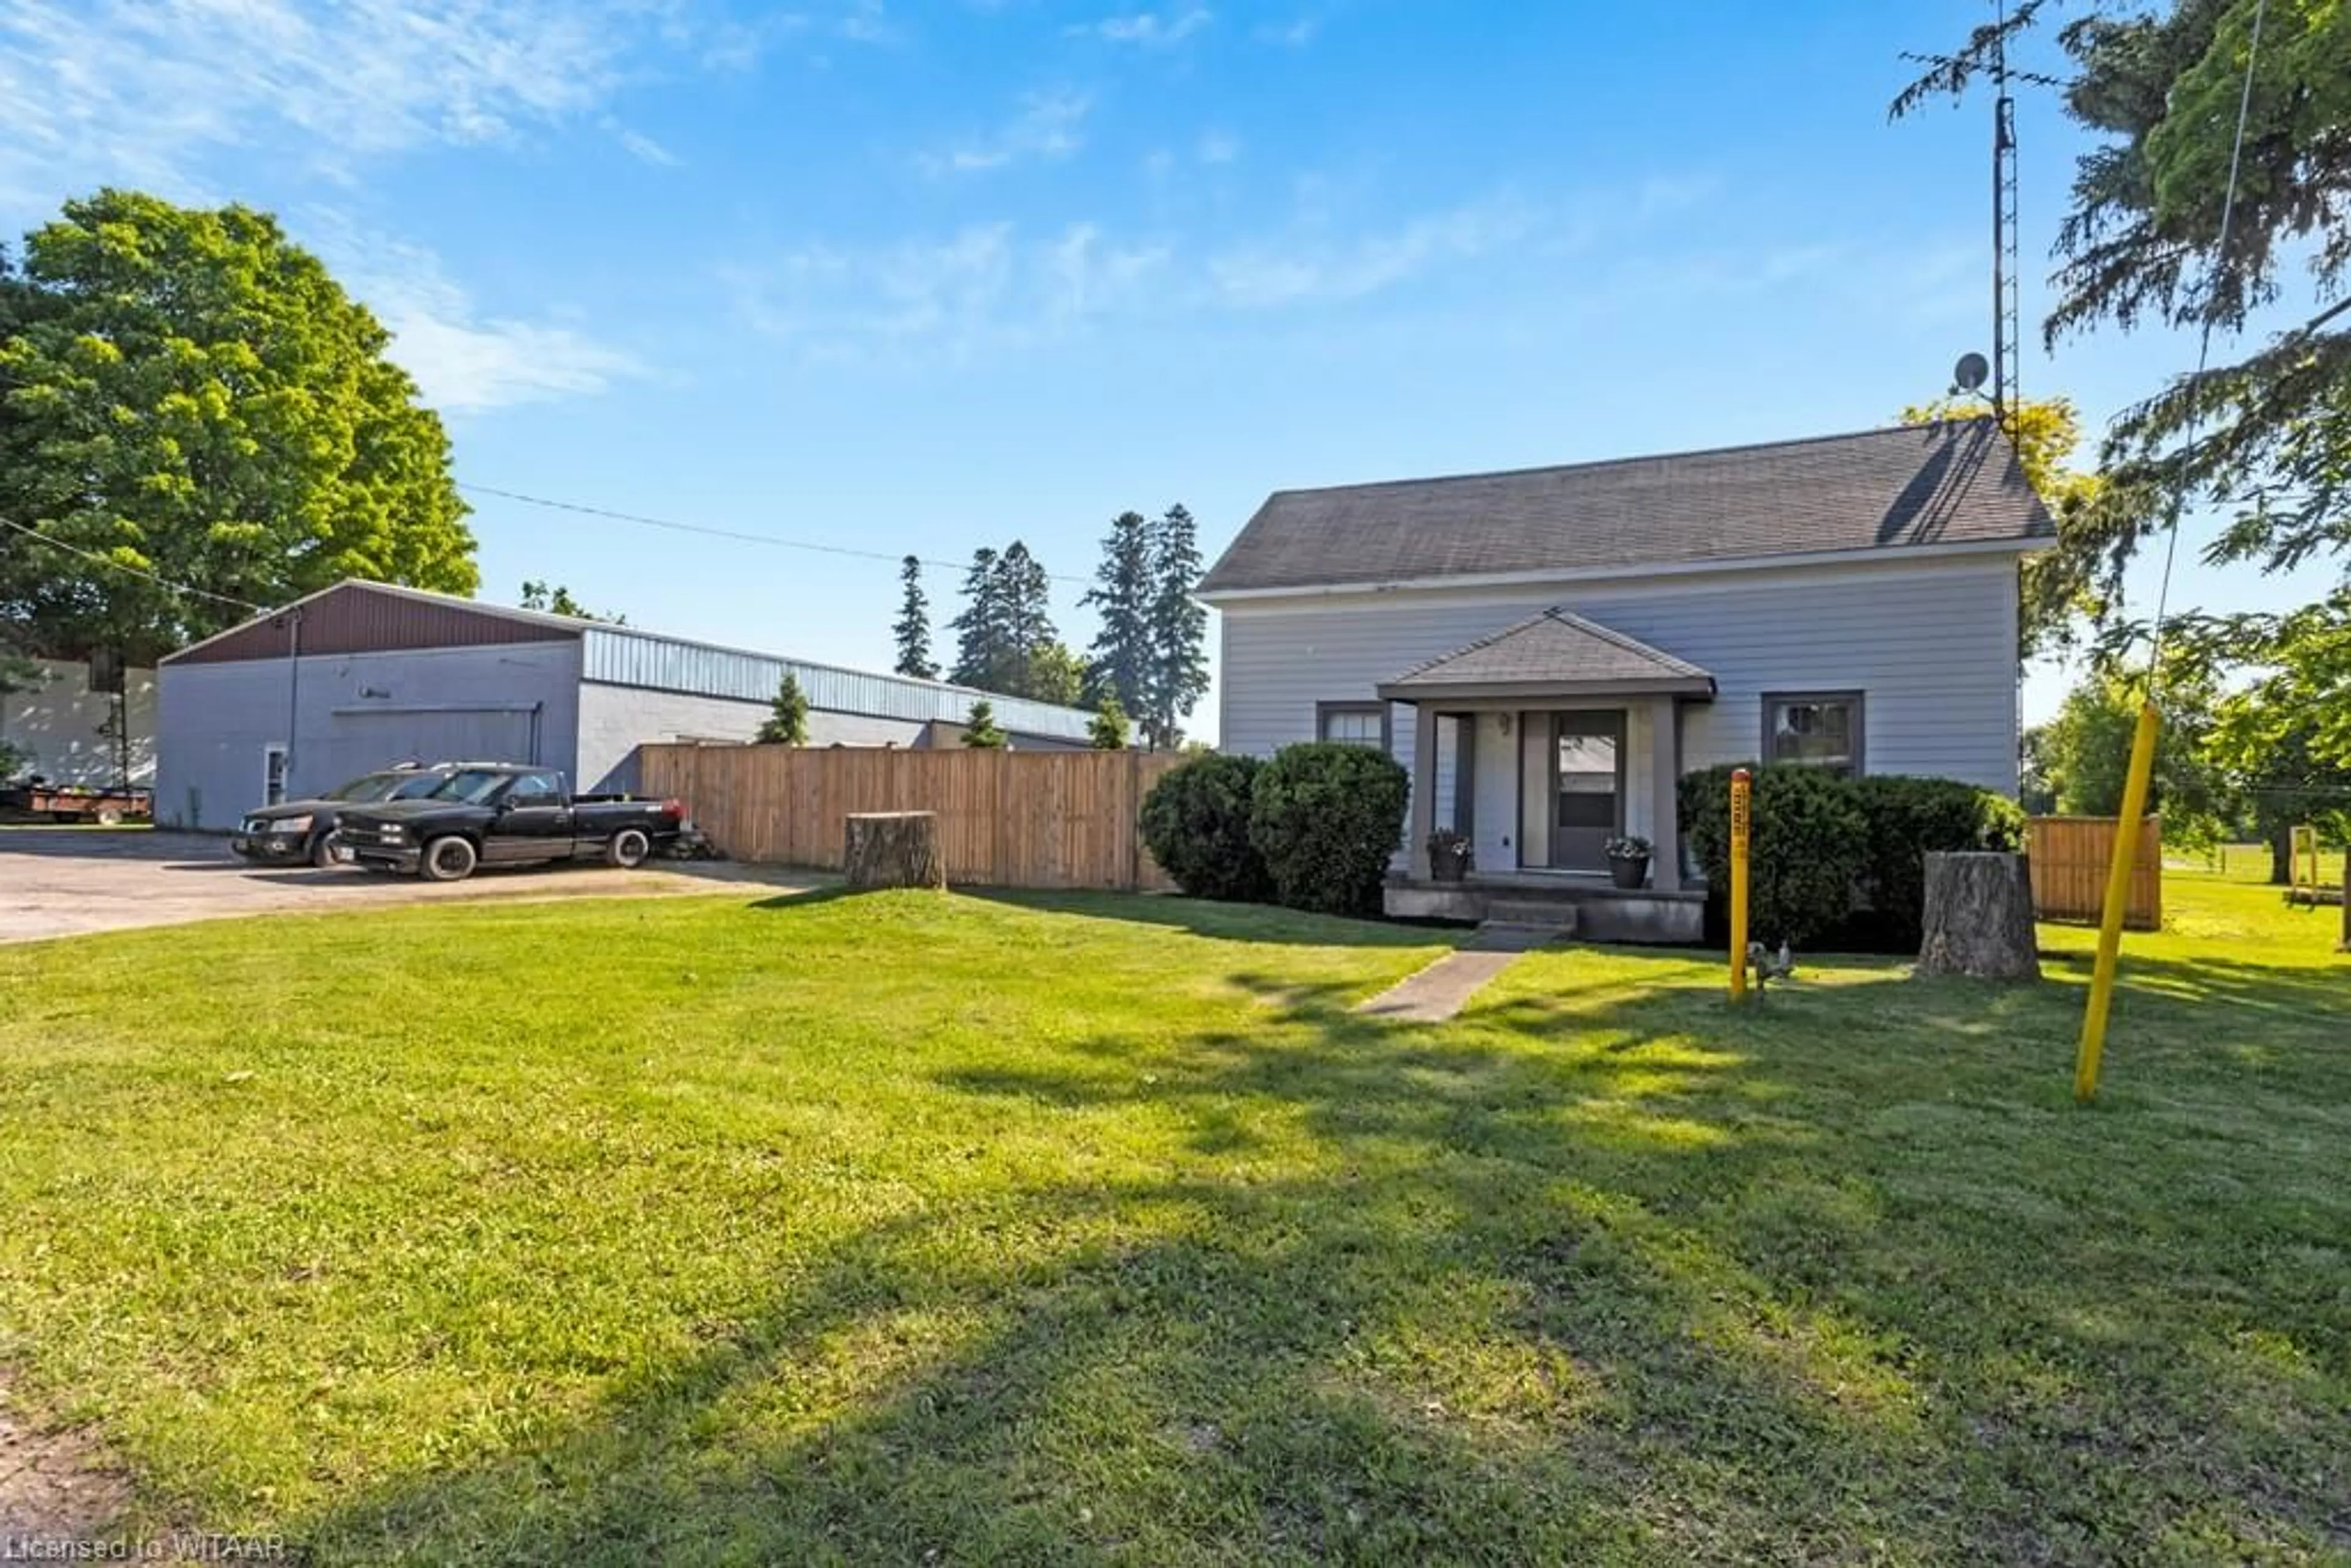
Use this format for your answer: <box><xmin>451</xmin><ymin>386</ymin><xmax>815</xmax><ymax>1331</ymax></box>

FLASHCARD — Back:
<box><xmin>602</xmin><ymin>117</ymin><xmax>682</xmax><ymax>167</ymax></box>
<box><xmin>0</xmin><ymin>1</ymin><xmax>663</xmax><ymax>202</ymax></box>
<box><xmin>727</xmin><ymin>220</ymin><xmax>1166</xmax><ymax>362</ymax></box>
<box><xmin>1205</xmin><ymin>196</ymin><xmax>1539</xmax><ymax>308</ymax></box>
<box><xmin>919</xmin><ymin>90</ymin><xmax>1092</xmax><ymax>174</ymax></box>
<box><xmin>300</xmin><ymin>212</ymin><xmax>642</xmax><ymax>412</ymax></box>
<box><xmin>1196</xmin><ymin>131</ymin><xmax>1240</xmax><ymax>165</ymax></box>
<box><xmin>1071</xmin><ymin>9</ymin><xmax>1213</xmax><ymax>47</ymax></box>
<box><xmin>1254</xmin><ymin>17</ymin><xmax>1318</xmax><ymax>46</ymax></box>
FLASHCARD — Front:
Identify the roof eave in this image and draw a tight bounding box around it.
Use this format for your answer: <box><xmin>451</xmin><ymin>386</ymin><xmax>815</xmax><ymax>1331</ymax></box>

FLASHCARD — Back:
<box><xmin>1377</xmin><ymin>675</ymin><xmax>1718</xmax><ymax>703</ymax></box>
<box><xmin>1199</xmin><ymin>535</ymin><xmax>2049</xmax><ymax>605</ymax></box>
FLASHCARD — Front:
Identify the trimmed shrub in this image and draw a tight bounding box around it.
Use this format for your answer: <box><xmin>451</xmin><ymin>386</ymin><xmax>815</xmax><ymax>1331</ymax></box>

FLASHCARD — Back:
<box><xmin>1854</xmin><ymin>774</ymin><xmax>2027</xmax><ymax>948</ymax></box>
<box><xmin>1249</xmin><ymin>742</ymin><xmax>1411</xmax><ymax>917</ymax></box>
<box><xmin>1679</xmin><ymin>762</ymin><xmax>1868</xmax><ymax>946</ymax></box>
<box><xmin>1139</xmin><ymin>752</ymin><xmax>1271</xmax><ymax>902</ymax></box>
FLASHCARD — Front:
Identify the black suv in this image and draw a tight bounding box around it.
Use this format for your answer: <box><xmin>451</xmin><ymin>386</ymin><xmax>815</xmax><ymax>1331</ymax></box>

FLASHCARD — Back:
<box><xmin>232</xmin><ymin>765</ymin><xmax>457</xmax><ymax>868</ymax></box>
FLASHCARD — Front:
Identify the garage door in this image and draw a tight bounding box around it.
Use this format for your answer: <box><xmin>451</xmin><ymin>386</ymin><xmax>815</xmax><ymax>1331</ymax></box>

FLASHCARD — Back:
<box><xmin>311</xmin><ymin>705</ymin><xmax>541</xmax><ymax>787</ymax></box>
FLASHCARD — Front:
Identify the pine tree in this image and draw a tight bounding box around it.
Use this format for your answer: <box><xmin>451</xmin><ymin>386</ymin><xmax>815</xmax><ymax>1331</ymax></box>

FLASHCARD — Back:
<box><xmin>892</xmin><ymin>555</ymin><xmax>937</xmax><ymax>680</ymax></box>
<box><xmin>962</xmin><ymin>700</ymin><xmax>1008</xmax><ymax>749</ymax></box>
<box><xmin>948</xmin><ymin>547</ymin><xmax>1005</xmax><ymax>690</ymax></box>
<box><xmin>756</xmin><ymin>671</ymin><xmax>810</xmax><ymax>745</ymax></box>
<box><xmin>1144</xmin><ymin>504</ymin><xmax>1210</xmax><ymax>749</ymax></box>
<box><xmin>1081</xmin><ymin>511</ymin><xmax>1154</xmax><ymax>713</ymax></box>
<box><xmin>1089</xmin><ymin>695</ymin><xmax>1131</xmax><ymax>750</ymax></box>
<box><xmin>997</xmin><ymin>541</ymin><xmax>1059</xmax><ymax>699</ymax></box>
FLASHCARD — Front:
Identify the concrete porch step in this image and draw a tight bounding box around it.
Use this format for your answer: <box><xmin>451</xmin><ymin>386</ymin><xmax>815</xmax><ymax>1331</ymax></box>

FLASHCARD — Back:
<box><xmin>1483</xmin><ymin>899</ymin><xmax>1583</xmax><ymax>932</ymax></box>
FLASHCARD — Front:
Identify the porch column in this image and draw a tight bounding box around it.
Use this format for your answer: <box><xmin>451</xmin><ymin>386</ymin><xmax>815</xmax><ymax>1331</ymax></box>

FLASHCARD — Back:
<box><xmin>1647</xmin><ymin>695</ymin><xmax>1681</xmax><ymax>892</ymax></box>
<box><xmin>1407</xmin><ymin>702</ymin><xmax>1436</xmax><ymax>879</ymax></box>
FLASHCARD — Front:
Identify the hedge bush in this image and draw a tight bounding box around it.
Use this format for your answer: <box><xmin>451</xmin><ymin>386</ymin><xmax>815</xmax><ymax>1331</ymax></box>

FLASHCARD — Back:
<box><xmin>1249</xmin><ymin>742</ymin><xmax>1411</xmax><ymax>917</ymax></box>
<box><xmin>1679</xmin><ymin>763</ymin><xmax>2027</xmax><ymax>950</ymax></box>
<box><xmin>1139</xmin><ymin>752</ymin><xmax>1271</xmax><ymax>902</ymax></box>
<box><xmin>1854</xmin><ymin>774</ymin><xmax>2027</xmax><ymax>948</ymax></box>
<box><xmin>1679</xmin><ymin>762</ymin><xmax>1868</xmax><ymax>946</ymax></box>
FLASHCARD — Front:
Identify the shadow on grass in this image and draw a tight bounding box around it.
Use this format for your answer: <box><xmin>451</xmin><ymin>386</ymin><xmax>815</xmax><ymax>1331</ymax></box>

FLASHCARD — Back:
<box><xmin>280</xmin><ymin>925</ymin><xmax>2349</xmax><ymax>1563</ymax></box>
<box><xmin>962</xmin><ymin>887</ymin><xmax>1454</xmax><ymax>950</ymax></box>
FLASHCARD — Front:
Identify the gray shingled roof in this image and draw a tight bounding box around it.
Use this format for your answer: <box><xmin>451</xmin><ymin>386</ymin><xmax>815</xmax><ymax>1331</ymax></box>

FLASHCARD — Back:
<box><xmin>1378</xmin><ymin>610</ymin><xmax>1715</xmax><ymax>699</ymax></box>
<box><xmin>1200</xmin><ymin>421</ymin><xmax>2055</xmax><ymax>595</ymax></box>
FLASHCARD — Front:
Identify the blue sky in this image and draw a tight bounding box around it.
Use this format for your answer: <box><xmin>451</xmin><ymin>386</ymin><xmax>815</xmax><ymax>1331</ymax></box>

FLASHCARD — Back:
<box><xmin>2</xmin><ymin>0</ymin><xmax>2335</xmax><ymax>736</ymax></box>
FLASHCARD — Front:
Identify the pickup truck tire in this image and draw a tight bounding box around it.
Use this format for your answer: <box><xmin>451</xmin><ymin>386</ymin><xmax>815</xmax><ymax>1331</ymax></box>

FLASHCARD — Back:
<box><xmin>309</xmin><ymin>831</ymin><xmax>342</xmax><ymax>870</ymax></box>
<box><xmin>421</xmin><ymin>835</ymin><xmax>479</xmax><ymax>882</ymax></box>
<box><xmin>606</xmin><ymin>826</ymin><xmax>653</xmax><ymax>869</ymax></box>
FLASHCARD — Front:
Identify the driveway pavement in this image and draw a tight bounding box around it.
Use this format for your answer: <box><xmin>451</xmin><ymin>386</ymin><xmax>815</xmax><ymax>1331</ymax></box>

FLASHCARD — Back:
<box><xmin>0</xmin><ymin>829</ymin><xmax>812</xmax><ymax>945</ymax></box>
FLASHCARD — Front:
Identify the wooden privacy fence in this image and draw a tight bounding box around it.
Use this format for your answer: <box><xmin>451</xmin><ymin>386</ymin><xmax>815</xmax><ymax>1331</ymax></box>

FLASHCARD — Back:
<box><xmin>642</xmin><ymin>745</ymin><xmax>1185</xmax><ymax>892</ymax></box>
<box><xmin>2026</xmin><ymin>815</ymin><xmax>2162</xmax><ymax>930</ymax></box>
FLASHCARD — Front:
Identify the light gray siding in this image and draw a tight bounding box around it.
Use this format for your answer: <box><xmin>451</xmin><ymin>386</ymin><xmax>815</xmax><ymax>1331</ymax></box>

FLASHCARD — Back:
<box><xmin>157</xmin><ymin>642</ymin><xmax>581</xmax><ymax>828</ymax></box>
<box><xmin>1218</xmin><ymin>555</ymin><xmax>2022</xmax><ymax>797</ymax></box>
<box><xmin>1</xmin><ymin>658</ymin><xmax>157</xmax><ymax>786</ymax></box>
<box><xmin>574</xmin><ymin>684</ymin><xmax>929</xmax><ymax>793</ymax></box>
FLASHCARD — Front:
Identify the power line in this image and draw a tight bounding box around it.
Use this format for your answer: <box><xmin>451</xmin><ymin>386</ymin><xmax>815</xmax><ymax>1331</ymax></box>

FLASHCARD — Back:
<box><xmin>0</xmin><ymin>516</ymin><xmax>266</xmax><ymax>611</ymax></box>
<box><xmin>457</xmin><ymin>482</ymin><xmax>1095</xmax><ymax>588</ymax></box>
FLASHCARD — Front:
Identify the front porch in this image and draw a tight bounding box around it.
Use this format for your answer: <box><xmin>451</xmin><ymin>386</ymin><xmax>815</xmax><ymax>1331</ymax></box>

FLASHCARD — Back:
<box><xmin>1376</xmin><ymin>609</ymin><xmax>1717</xmax><ymax>943</ymax></box>
<box><xmin>1385</xmin><ymin>869</ymin><xmax>1708</xmax><ymax>943</ymax></box>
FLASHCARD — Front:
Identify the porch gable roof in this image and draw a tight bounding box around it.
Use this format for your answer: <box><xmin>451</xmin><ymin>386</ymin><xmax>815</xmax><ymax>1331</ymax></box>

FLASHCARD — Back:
<box><xmin>1375</xmin><ymin>609</ymin><xmax>1715</xmax><ymax>702</ymax></box>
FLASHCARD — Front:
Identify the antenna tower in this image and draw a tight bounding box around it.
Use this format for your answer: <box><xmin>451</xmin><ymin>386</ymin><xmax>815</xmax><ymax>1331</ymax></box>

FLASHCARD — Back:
<box><xmin>1990</xmin><ymin>0</ymin><xmax>2021</xmax><ymax>427</ymax></box>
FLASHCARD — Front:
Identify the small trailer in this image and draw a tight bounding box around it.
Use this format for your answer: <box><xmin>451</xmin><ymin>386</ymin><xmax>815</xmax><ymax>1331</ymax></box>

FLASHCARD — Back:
<box><xmin>2</xmin><ymin>782</ymin><xmax>155</xmax><ymax>825</ymax></box>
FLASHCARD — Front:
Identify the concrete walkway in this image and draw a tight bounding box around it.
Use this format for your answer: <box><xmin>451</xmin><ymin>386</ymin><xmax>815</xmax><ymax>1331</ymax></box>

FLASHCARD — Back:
<box><xmin>1355</xmin><ymin>927</ymin><xmax>1558</xmax><ymax>1024</ymax></box>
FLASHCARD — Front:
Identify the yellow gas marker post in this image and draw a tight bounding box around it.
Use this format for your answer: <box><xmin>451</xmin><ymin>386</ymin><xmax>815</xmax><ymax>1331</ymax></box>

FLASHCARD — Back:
<box><xmin>1728</xmin><ymin>768</ymin><xmax>1751</xmax><ymax>1003</ymax></box>
<box><xmin>2074</xmin><ymin>701</ymin><xmax>2159</xmax><ymax>1102</ymax></box>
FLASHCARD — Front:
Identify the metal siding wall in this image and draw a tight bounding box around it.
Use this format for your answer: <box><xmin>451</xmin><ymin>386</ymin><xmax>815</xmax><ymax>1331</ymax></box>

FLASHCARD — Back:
<box><xmin>572</xmin><ymin>682</ymin><xmax>928</xmax><ymax>794</ymax></box>
<box><xmin>581</xmin><ymin>628</ymin><xmax>1092</xmax><ymax>741</ymax></box>
<box><xmin>157</xmin><ymin>642</ymin><xmax>580</xmax><ymax>828</ymax></box>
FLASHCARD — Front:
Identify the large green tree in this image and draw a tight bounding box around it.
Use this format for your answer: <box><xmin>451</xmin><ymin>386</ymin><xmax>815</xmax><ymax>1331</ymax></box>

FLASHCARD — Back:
<box><xmin>0</xmin><ymin>191</ymin><xmax>476</xmax><ymax>660</ymax></box>
<box><xmin>1144</xmin><ymin>504</ymin><xmax>1209</xmax><ymax>750</ymax></box>
<box><xmin>948</xmin><ymin>541</ymin><xmax>1071</xmax><ymax>702</ymax></box>
<box><xmin>1081</xmin><ymin>511</ymin><xmax>1153</xmax><ymax>713</ymax></box>
<box><xmin>2035</xmin><ymin>666</ymin><xmax>2233</xmax><ymax>845</ymax></box>
<box><xmin>1894</xmin><ymin>2</ymin><xmax>2351</xmax><ymax>603</ymax></box>
<box><xmin>948</xmin><ymin>547</ymin><xmax>1008</xmax><ymax>691</ymax></box>
<box><xmin>2164</xmin><ymin>590</ymin><xmax>2351</xmax><ymax>879</ymax></box>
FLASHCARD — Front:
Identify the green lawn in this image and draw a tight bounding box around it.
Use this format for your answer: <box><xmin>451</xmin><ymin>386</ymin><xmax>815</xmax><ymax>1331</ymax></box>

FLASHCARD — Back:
<box><xmin>0</xmin><ymin>872</ymin><xmax>2344</xmax><ymax>1564</ymax></box>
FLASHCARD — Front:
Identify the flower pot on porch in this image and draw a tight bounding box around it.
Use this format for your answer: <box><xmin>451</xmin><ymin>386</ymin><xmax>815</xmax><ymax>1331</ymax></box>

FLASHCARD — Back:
<box><xmin>1430</xmin><ymin>843</ymin><xmax>1472</xmax><ymax>883</ymax></box>
<box><xmin>1609</xmin><ymin>854</ymin><xmax>1650</xmax><ymax>890</ymax></box>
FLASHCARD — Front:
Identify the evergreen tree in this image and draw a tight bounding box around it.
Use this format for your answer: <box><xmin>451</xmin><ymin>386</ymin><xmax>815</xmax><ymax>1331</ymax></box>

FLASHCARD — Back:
<box><xmin>1081</xmin><ymin>511</ymin><xmax>1154</xmax><ymax>713</ymax></box>
<box><xmin>996</xmin><ymin>541</ymin><xmax>1059</xmax><ymax>697</ymax></box>
<box><xmin>756</xmin><ymin>671</ymin><xmax>810</xmax><ymax>745</ymax></box>
<box><xmin>892</xmin><ymin>555</ymin><xmax>937</xmax><ymax>680</ymax></box>
<box><xmin>1143</xmin><ymin>504</ymin><xmax>1210</xmax><ymax>749</ymax></box>
<box><xmin>962</xmin><ymin>700</ymin><xmax>1008</xmax><ymax>749</ymax></box>
<box><xmin>1089</xmin><ymin>695</ymin><xmax>1131</xmax><ymax>750</ymax></box>
<box><xmin>948</xmin><ymin>547</ymin><xmax>1007</xmax><ymax>691</ymax></box>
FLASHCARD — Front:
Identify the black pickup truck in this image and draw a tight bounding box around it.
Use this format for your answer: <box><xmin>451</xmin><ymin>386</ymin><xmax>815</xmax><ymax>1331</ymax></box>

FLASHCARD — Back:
<box><xmin>335</xmin><ymin>765</ymin><xmax>694</xmax><ymax>882</ymax></box>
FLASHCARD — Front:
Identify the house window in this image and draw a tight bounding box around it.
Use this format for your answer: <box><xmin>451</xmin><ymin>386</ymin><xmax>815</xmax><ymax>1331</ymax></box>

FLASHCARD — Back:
<box><xmin>262</xmin><ymin>744</ymin><xmax>289</xmax><ymax>806</ymax></box>
<box><xmin>1316</xmin><ymin>702</ymin><xmax>1389</xmax><ymax>751</ymax></box>
<box><xmin>1764</xmin><ymin>692</ymin><xmax>1864</xmax><ymax>776</ymax></box>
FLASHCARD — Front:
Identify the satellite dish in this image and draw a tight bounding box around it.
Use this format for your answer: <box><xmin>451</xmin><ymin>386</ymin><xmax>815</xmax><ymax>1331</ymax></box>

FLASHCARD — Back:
<box><xmin>1951</xmin><ymin>351</ymin><xmax>1991</xmax><ymax>393</ymax></box>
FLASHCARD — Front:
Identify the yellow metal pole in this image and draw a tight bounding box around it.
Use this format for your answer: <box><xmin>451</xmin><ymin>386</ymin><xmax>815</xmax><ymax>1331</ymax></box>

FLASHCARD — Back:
<box><xmin>1728</xmin><ymin>768</ymin><xmax>1751</xmax><ymax>1003</ymax></box>
<box><xmin>2075</xmin><ymin>701</ymin><xmax>2161</xmax><ymax>1103</ymax></box>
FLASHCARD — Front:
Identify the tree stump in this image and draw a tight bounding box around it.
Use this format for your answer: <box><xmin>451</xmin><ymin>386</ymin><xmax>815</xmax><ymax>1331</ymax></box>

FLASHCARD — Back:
<box><xmin>1915</xmin><ymin>852</ymin><xmax>2041</xmax><ymax>980</ymax></box>
<box><xmin>843</xmin><ymin>811</ymin><xmax>946</xmax><ymax>891</ymax></box>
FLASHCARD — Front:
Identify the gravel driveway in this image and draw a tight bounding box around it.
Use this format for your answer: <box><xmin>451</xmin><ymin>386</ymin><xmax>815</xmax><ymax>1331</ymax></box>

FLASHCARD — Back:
<box><xmin>0</xmin><ymin>828</ymin><xmax>808</xmax><ymax>945</ymax></box>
